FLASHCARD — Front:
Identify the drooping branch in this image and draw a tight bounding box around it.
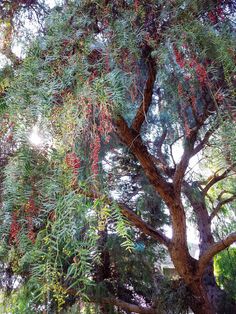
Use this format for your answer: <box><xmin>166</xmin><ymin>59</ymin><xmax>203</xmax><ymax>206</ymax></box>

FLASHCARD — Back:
<box><xmin>131</xmin><ymin>54</ymin><xmax>156</xmax><ymax>133</ymax></box>
<box><xmin>198</xmin><ymin>232</ymin><xmax>236</xmax><ymax>275</ymax></box>
<box><xmin>209</xmin><ymin>195</ymin><xmax>236</xmax><ymax>221</ymax></box>
<box><xmin>76</xmin><ymin>187</ymin><xmax>171</xmax><ymax>247</ymax></box>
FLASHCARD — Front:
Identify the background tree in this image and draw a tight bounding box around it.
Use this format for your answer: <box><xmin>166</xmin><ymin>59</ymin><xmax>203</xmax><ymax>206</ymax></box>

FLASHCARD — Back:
<box><xmin>214</xmin><ymin>248</ymin><xmax>236</xmax><ymax>302</ymax></box>
<box><xmin>0</xmin><ymin>1</ymin><xmax>236</xmax><ymax>314</ymax></box>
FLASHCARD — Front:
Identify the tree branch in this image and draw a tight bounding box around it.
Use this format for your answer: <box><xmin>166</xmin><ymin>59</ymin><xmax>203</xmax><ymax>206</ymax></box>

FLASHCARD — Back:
<box><xmin>66</xmin><ymin>286</ymin><xmax>157</xmax><ymax>314</ymax></box>
<box><xmin>115</xmin><ymin>116</ymin><xmax>174</xmax><ymax>203</ymax></box>
<box><xmin>101</xmin><ymin>297</ymin><xmax>157</xmax><ymax>314</ymax></box>
<box><xmin>152</xmin><ymin>129</ymin><xmax>173</xmax><ymax>176</ymax></box>
<box><xmin>202</xmin><ymin>163</ymin><xmax>236</xmax><ymax>196</ymax></box>
<box><xmin>173</xmin><ymin>139</ymin><xmax>195</xmax><ymax>195</ymax></box>
<box><xmin>76</xmin><ymin>187</ymin><xmax>171</xmax><ymax>247</ymax></box>
<box><xmin>209</xmin><ymin>195</ymin><xmax>236</xmax><ymax>221</ymax></box>
<box><xmin>198</xmin><ymin>232</ymin><xmax>236</xmax><ymax>275</ymax></box>
<box><xmin>131</xmin><ymin>54</ymin><xmax>156</xmax><ymax>133</ymax></box>
<box><xmin>118</xmin><ymin>201</ymin><xmax>171</xmax><ymax>247</ymax></box>
<box><xmin>115</xmin><ymin>117</ymin><xmax>190</xmax><ymax>249</ymax></box>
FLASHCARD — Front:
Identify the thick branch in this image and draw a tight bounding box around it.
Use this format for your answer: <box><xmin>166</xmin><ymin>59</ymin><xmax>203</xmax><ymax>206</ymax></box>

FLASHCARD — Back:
<box><xmin>198</xmin><ymin>232</ymin><xmax>236</xmax><ymax>275</ymax></box>
<box><xmin>76</xmin><ymin>187</ymin><xmax>171</xmax><ymax>247</ymax></box>
<box><xmin>119</xmin><ymin>202</ymin><xmax>171</xmax><ymax>247</ymax></box>
<box><xmin>101</xmin><ymin>297</ymin><xmax>157</xmax><ymax>314</ymax></box>
<box><xmin>173</xmin><ymin>139</ymin><xmax>195</xmax><ymax>195</ymax></box>
<box><xmin>115</xmin><ymin>116</ymin><xmax>174</xmax><ymax>203</ymax></box>
<box><xmin>131</xmin><ymin>55</ymin><xmax>156</xmax><ymax>133</ymax></box>
<box><xmin>203</xmin><ymin>163</ymin><xmax>236</xmax><ymax>196</ymax></box>
<box><xmin>115</xmin><ymin>117</ymin><xmax>191</xmax><ymax>251</ymax></box>
<box><xmin>66</xmin><ymin>286</ymin><xmax>157</xmax><ymax>314</ymax></box>
<box><xmin>152</xmin><ymin>129</ymin><xmax>173</xmax><ymax>176</ymax></box>
<box><xmin>210</xmin><ymin>195</ymin><xmax>236</xmax><ymax>221</ymax></box>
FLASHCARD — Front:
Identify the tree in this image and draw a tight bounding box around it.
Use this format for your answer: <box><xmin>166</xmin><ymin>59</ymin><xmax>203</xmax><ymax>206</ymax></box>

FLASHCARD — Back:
<box><xmin>0</xmin><ymin>1</ymin><xmax>236</xmax><ymax>313</ymax></box>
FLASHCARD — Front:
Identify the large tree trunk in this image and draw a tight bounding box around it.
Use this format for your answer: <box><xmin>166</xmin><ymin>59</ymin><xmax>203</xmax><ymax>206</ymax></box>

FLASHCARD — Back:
<box><xmin>169</xmin><ymin>249</ymin><xmax>215</xmax><ymax>314</ymax></box>
<box><xmin>187</xmin><ymin>272</ymin><xmax>236</xmax><ymax>314</ymax></box>
<box><xmin>170</xmin><ymin>248</ymin><xmax>236</xmax><ymax>314</ymax></box>
<box><xmin>202</xmin><ymin>263</ymin><xmax>236</xmax><ymax>314</ymax></box>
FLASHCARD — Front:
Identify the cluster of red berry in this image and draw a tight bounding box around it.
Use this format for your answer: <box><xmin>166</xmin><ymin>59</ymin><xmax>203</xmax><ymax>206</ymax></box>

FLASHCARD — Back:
<box><xmin>134</xmin><ymin>0</ymin><xmax>139</xmax><ymax>12</ymax></box>
<box><xmin>195</xmin><ymin>63</ymin><xmax>208</xmax><ymax>85</ymax></box>
<box><xmin>25</xmin><ymin>197</ymin><xmax>38</xmax><ymax>243</ymax></box>
<box><xmin>174</xmin><ymin>42</ymin><xmax>208</xmax><ymax>86</ymax></box>
<box><xmin>88</xmin><ymin>69</ymin><xmax>99</xmax><ymax>83</ymax></box>
<box><xmin>208</xmin><ymin>3</ymin><xmax>224</xmax><ymax>24</ymax></box>
<box><xmin>173</xmin><ymin>45</ymin><xmax>185</xmax><ymax>69</ymax></box>
<box><xmin>178</xmin><ymin>83</ymin><xmax>184</xmax><ymax>97</ymax></box>
<box><xmin>183</xmin><ymin>113</ymin><xmax>192</xmax><ymax>138</ymax></box>
<box><xmin>190</xmin><ymin>93</ymin><xmax>197</xmax><ymax>112</ymax></box>
<box><xmin>90</xmin><ymin>133</ymin><xmax>101</xmax><ymax>177</ymax></box>
<box><xmin>65</xmin><ymin>152</ymin><xmax>81</xmax><ymax>175</ymax></box>
<box><xmin>98</xmin><ymin>108</ymin><xmax>113</xmax><ymax>143</ymax></box>
<box><xmin>9</xmin><ymin>212</ymin><xmax>21</xmax><ymax>244</ymax></box>
<box><xmin>105</xmin><ymin>49</ymin><xmax>110</xmax><ymax>73</ymax></box>
<box><xmin>82</xmin><ymin>98</ymin><xmax>93</xmax><ymax>119</ymax></box>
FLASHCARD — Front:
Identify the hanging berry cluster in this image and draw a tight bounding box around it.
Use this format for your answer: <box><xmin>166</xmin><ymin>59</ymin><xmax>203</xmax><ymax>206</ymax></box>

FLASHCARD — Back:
<box><xmin>134</xmin><ymin>0</ymin><xmax>139</xmax><ymax>13</ymax></box>
<box><xmin>177</xmin><ymin>81</ymin><xmax>202</xmax><ymax>138</ymax></box>
<box><xmin>173</xmin><ymin>44</ymin><xmax>185</xmax><ymax>69</ymax></box>
<box><xmin>25</xmin><ymin>196</ymin><xmax>38</xmax><ymax>243</ymax></box>
<box><xmin>174</xmin><ymin>45</ymin><xmax>208</xmax><ymax>86</ymax></box>
<box><xmin>65</xmin><ymin>152</ymin><xmax>81</xmax><ymax>176</ymax></box>
<box><xmin>190</xmin><ymin>59</ymin><xmax>208</xmax><ymax>85</ymax></box>
<box><xmin>78</xmin><ymin>95</ymin><xmax>113</xmax><ymax>178</ymax></box>
<box><xmin>98</xmin><ymin>107</ymin><xmax>113</xmax><ymax>143</ymax></box>
<box><xmin>174</xmin><ymin>44</ymin><xmax>210</xmax><ymax>138</ymax></box>
<box><xmin>9</xmin><ymin>212</ymin><xmax>21</xmax><ymax>244</ymax></box>
<box><xmin>90</xmin><ymin>133</ymin><xmax>101</xmax><ymax>177</ymax></box>
<box><xmin>207</xmin><ymin>2</ymin><xmax>225</xmax><ymax>24</ymax></box>
<box><xmin>92</xmin><ymin>104</ymin><xmax>113</xmax><ymax>177</ymax></box>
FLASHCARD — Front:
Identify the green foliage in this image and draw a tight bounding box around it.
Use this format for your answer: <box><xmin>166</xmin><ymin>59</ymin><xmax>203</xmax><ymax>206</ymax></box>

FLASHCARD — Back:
<box><xmin>154</xmin><ymin>279</ymin><xmax>190</xmax><ymax>314</ymax></box>
<box><xmin>214</xmin><ymin>248</ymin><xmax>236</xmax><ymax>300</ymax></box>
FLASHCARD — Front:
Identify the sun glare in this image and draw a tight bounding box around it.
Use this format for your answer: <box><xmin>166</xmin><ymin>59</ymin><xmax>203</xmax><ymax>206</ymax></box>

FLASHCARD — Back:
<box><xmin>29</xmin><ymin>126</ymin><xmax>43</xmax><ymax>146</ymax></box>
